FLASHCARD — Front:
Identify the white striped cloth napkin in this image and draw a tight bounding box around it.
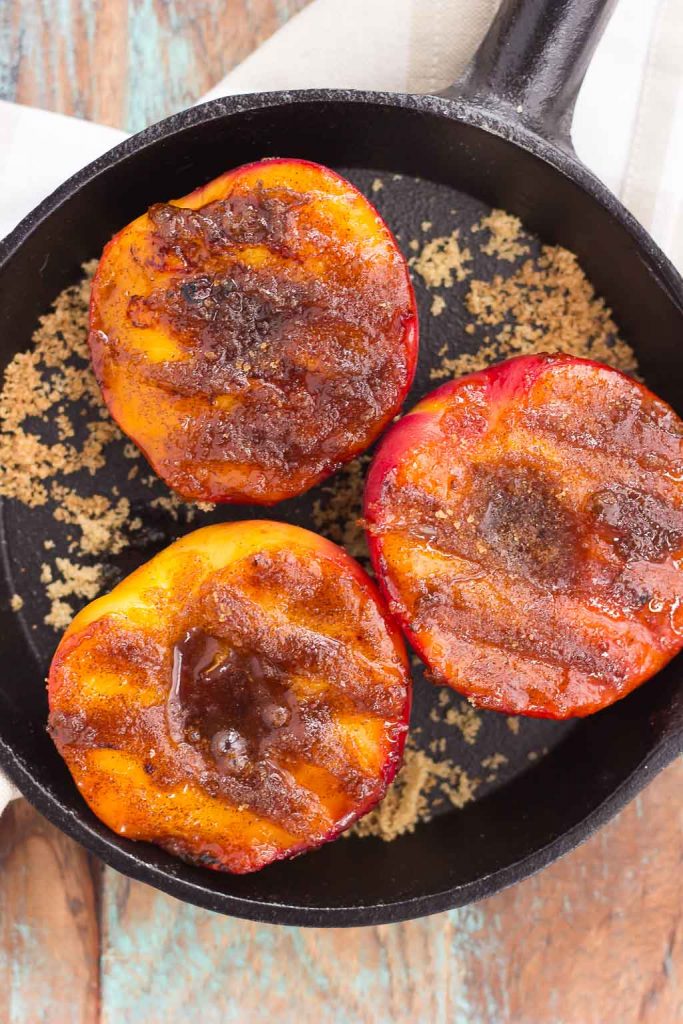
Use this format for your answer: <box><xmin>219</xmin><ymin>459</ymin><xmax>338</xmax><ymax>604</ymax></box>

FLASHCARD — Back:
<box><xmin>1</xmin><ymin>0</ymin><xmax>681</xmax><ymax>812</ymax></box>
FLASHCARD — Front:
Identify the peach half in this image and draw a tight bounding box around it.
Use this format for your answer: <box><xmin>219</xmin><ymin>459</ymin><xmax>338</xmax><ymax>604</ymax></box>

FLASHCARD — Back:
<box><xmin>365</xmin><ymin>353</ymin><xmax>683</xmax><ymax>718</ymax></box>
<box><xmin>48</xmin><ymin>521</ymin><xmax>411</xmax><ymax>872</ymax></box>
<box><xmin>89</xmin><ymin>159</ymin><xmax>418</xmax><ymax>503</ymax></box>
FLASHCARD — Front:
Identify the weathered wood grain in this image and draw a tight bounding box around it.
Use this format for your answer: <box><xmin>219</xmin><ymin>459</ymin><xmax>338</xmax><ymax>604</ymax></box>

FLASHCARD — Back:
<box><xmin>0</xmin><ymin>0</ymin><xmax>310</xmax><ymax>131</ymax></box>
<box><xmin>99</xmin><ymin>760</ymin><xmax>682</xmax><ymax>1024</ymax></box>
<box><xmin>0</xmin><ymin>800</ymin><xmax>101</xmax><ymax>1024</ymax></box>
<box><xmin>455</xmin><ymin>758</ymin><xmax>683</xmax><ymax>1024</ymax></box>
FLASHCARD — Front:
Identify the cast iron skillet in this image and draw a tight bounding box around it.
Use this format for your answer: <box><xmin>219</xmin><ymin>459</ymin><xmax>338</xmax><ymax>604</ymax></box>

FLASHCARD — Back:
<box><xmin>1</xmin><ymin>0</ymin><xmax>682</xmax><ymax>927</ymax></box>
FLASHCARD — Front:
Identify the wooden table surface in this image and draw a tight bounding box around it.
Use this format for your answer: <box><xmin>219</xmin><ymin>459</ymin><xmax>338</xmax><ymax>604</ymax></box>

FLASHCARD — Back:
<box><xmin>0</xmin><ymin>3</ymin><xmax>681</xmax><ymax>1022</ymax></box>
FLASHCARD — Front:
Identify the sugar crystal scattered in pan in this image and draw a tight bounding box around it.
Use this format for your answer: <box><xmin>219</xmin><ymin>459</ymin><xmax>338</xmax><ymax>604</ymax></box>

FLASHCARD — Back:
<box><xmin>0</xmin><ymin>170</ymin><xmax>640</xmax><ymax>842</ymax></box>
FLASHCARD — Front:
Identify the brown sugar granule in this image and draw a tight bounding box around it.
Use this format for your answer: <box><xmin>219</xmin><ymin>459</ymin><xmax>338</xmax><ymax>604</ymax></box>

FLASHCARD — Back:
<box><xmin>431</xmin><ymin>243</ymin><xmax>637</xmax><ymax>382</ymax></box>
<box><xmin>45</xmin><ymin>600</ymin><xmax>74</xmax><ymax>631</ymax></box>
<box><xmin>411</xmin><ymin>229</ymin><xmax>472</xmax><ymax>288</ymax></box>
<box><xmin>466</xmin><ymin>245</ymin><xmax>638</xmax><ymax>372</ymax></box>
<box><xmin>46</xmin><ymin>557</ymin><xmax>102</xmax><ymax>602</ymax></box>
<box><xmin>10</xmin><ymin>594</ymin><xmax>23</xmax><ymax>612</ymax></box>
<box><xmin>43</xmin><ymin>557</ymin><xmax>103</xmax><ymax>629</ymax></box>
<box><xmin>430</xmin><ymin>736</ymin><xmax>448</xmax><ymax>756</ymax></box>
<box><xmin>0</xmin><ymin>261</ymin><xmax>113</xmax><ymax>507</ymax></box>
<box><xmin>350</xmin><ymin>748</ymin><xmax>434</xmax><ymax>841</ymax></box>
<box><xmin>481</xmin><ymin>752</ymin><xmax>508</xmax><ymax>782</ymax></box>
<box><xmin>0</xmin><ymin>262</ymin><xmax>150</xmax><ymax>629</ymax></box>
<box><xmin>473</xmin><ymin>209</ymin><xmax>530</xmax><ymax>262</ymax></box>
<box><xmin>50</xmin><ymin>486</ymin><xmax>140</xmax><ymax>557</ymax></box>
<box><xmin>55</xmin><ymin>412</ymin><xmax>75</xmax><ymax>441</ymax></box>
<box><xmin>311</xmin><ymin>456</ymin><xmax>370</xmax><ymax>562</ymax></box>
<box><xmin>430</xmin><ymin>341</ymin><xmax>500</xmax><ymax>382</ymax></box>
<box><xmin>429</xmin><ymin>687</ymin><xmax>482</xmax><ymax>745</ymax></box>
<box><xmin>444</xmin><ymin>703</ymin><xmax>482</xmax><ymax>743</ymax></box>
<box><xmin>150</xmin><ymin>494</ymin><xmax>215</xmax><ymax>521</ymax></box>
<box><xmin>430</xmin><ymin>295</ymin><xmax>446</xmax><ymax>317</ymax></box>
<box><xmin>440</xmin><ymin>766</ymin><xmax>479</xmax><ymax>810</ymax></box>
<box><xmin>482</xmin><ymin>752</ymin><xmax>508</xmax><ymax>770</ymax></box>
<box><xmin>150</xmin><ymin>494</ymin><xmax>191</xmax><ymax>522</ymax></box>
<box><xmin>349</xmin><ymin>744</ymin><xmax>479</xmax><ymax>841</ymax></box>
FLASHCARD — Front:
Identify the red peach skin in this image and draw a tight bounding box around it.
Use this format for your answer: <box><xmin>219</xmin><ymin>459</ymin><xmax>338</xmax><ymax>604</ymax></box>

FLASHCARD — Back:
<box><xmin>365</xmin><ymin>353</ymin><xmax>683</xmax><ymax>719</ymax></box>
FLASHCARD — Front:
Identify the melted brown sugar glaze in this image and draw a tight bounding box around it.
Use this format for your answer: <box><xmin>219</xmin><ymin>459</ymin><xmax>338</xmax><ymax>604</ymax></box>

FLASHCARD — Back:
<box><xmin>368</xmin><ymin>355</ymin><xmax>683</xmax><ymax>717</ymax></box>
<box><xmin>91</xmin><ymin>167</ymin><xmax>416</xmax><ymax>503</ymax></box>
<box><xmin>143</xmin><ymin>195</ymin><xmax>411</xmax><ymax>474</ymax></box>
<box><xmin>49</xmin><ymin>544</ymin><xmax>409</xmax><ymax>863</ymax></box>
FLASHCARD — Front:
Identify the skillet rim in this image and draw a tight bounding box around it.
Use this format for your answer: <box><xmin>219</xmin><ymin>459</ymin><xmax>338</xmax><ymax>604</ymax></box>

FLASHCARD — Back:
<box><xmin>1</xmin><ymin>88</ymin><xmax>682</xmax><ymax>927</ymax></box>
<box><xmin>0</xmin><ymin>729</ymin><xmax>678</xmax><ymax>926</ymax></box>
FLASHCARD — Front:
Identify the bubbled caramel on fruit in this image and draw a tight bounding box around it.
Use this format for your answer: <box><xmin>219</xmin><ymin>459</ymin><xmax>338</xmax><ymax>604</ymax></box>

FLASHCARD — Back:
<box><xmin>48</xmin><ymin>522</ymin><xmax>411</xmax><ymax>873</ymax></box>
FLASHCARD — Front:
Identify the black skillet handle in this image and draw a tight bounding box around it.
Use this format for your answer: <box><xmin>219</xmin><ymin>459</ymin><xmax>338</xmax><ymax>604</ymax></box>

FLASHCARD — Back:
<box><xmin>443</xmin><ymin>0</ymin><xmax>619</xmax><ymax>149</ymax></box>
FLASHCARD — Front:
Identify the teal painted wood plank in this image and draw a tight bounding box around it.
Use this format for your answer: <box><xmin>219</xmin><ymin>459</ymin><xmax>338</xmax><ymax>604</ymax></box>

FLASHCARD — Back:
<box><xmin>0</xmin><ymin>0</ymin><xmax>310</xmax><ymax>132</ymax></box>
<box><xmin>100</xmin><ymin>874</ymin><xmax>490</xmax><ymax>1024</ymax></box>
<box><xmin>99</xmin><ymin>759</ymin><xmax>683</xmax><ymax>1024</ymax></box>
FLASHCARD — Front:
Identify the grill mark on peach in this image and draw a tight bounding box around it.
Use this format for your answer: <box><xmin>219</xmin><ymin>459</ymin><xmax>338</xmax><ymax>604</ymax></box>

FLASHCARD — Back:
<box><xmin>368</xmin><ymin>355</ymin><xmax>683</xmax><ymax>716</ymax></box>
<box><xmin>123</xmin><ymin>184</ymin><xmax>411</xmax><ymax>487</ymax></box>
<box><xmin>80</xmin><ymin>746</ymin><xmax>322</xmax><ymax>856</ymax></box>
<box><xmin>377</xmin><ymin>508</ymin><xmax>680</xmax><ymax>674</ymax></box>
<box><xmin>411</xmin><ymin>583</ymin><xmax>633</xmax><ymax>682</ymax></box>
<box><xmin>134</xmin><ymin>260</ymin><xmax>406</xmax><ymax>476</ymax></box>
<box><xmin>197</xmin><ymin>583</ymin><xmax>406</xmax><ymax>719</ymax></box>
<box><xmin>523</xmin><ymin>382</ymin><xmax>683</xmax><ymax>474</ymax></box>
<box><xmin>233</xmin><ymin>549</ymin><xmax>398</xmax><ymax>654</ymax></box>
<box><xmin>421</xmin><ymin>632</ymin><xmax>611</xmax><ymax>716</ymax></box>
<box><xmin>375</xmin><ymin>473</ymin><xmax>586</xmax><ymax>596</ymax></box>
<box><xmin>53</xmin><ymin>693</ymin><xmax>346</xmax><ymax>835</ymax></box>
<box><xmin>53</xmin><ymin>674</ymin><xmax>386</xmax><ymax>837</ymax></box>
<box><xmin>389</xmin><ymin>518</ymin><xmax>683</xmax><ymax>669</ymax></box>
<box><xmin>147</xmin><ymin>188</ymin><xmax>309</xmax><ymax>258</ymax></box>
<box><xmin>384</xmin><ymin>509</ymin><xmax>681</xmax><ymax>635</ymax></box>
<box><xmin>50</xmin><ymin>558</ymin><xmax>405</xmax><ymax>833</ymax></box>
<box><xmin>380</xmin><ymin>442</ymin><xmax>683</xmax><ymax>609</ymax></box>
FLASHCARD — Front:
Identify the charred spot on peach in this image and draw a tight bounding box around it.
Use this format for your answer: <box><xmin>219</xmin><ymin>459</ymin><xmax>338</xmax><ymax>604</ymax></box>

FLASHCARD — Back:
<box><xmin>47</xmin><ymin>522</ymin><xmax>410</xmax><ymax>873</ymax></box>
<box><xmin>89</xmin><ymin>159</ymin><xmax>418</xmax><ymax>504</ymax></box>
<box><xmin>364</xmin><ymin>353</ymin><xmax>683</xmax><ymax>719</ymax></box>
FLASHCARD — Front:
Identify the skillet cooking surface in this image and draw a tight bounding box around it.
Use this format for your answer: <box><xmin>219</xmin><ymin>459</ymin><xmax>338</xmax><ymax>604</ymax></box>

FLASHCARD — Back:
<box><xmin>2</xmin><ymin>168</ymin><xmax>575</xmax><ymax>810</ymax></box>
<box><xmin>1</xmin><ymin>148</ymin><xmax>681</xmax><ymax>926</ymax></box>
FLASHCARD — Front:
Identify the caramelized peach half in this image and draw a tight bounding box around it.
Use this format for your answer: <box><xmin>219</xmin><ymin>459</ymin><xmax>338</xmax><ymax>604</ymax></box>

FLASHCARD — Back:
<box><xmin>48</xmin><ymin>522</ymin><xmax>410</xmax><ymax>872</ymax></box>
<box><xmin>365</xmin><ymin>353</ymin><xmax>683</xmax><ymax>718</ymax></box>
<box><xmin>89</xmin><ymin>159</ymin><xmax>417</xmax><ymax>503</ymax></box>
